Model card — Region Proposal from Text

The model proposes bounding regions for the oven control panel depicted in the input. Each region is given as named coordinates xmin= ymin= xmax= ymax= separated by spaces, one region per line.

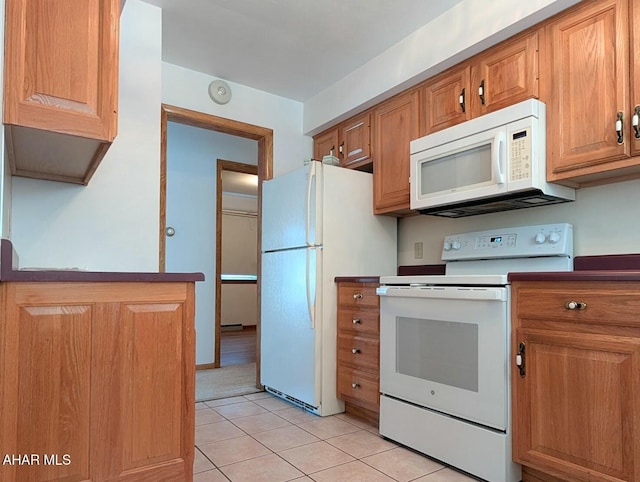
xmin=441 ymin=223 xmax=573 ymax=261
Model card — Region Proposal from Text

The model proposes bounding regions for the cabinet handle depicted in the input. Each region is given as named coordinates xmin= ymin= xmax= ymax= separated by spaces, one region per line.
xmin=353 ymin=293 xmax=363 ymax=300
xmin=339 ymin=142 xmax=344 ymax=156
xmin=633 ymin=105 xmax=640 ymax=139
xmin=459 ymin=88 xmax=466 ymax=113
xmin=478 ymin=79 xmax=485 ymax=105
xmin=351 ymin=348 xmax=361 ymax=354
xmin=516 ymin=342 xmax=526 ymax=378
xmin=351 ymin=382 xmax=360 ymax=389
xmin=565 ymin=300 xmax=587 ymax=310
xmin=616 ymin=112 xmax=624 ymax=144
xmin=352 ymin=318 xmax=361 ymax=324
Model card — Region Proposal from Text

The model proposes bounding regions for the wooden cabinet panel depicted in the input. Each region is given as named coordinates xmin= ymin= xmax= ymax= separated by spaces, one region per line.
xmin=373 ymin=91 xmax=419 ymax=214
xmin=337 ymin=333 xmax=379 ymax=370
xmin=339 ymin=113 xmax=371 ymax=168
xmin=313 ymin=128 xmax=339 ymax=160
xmin=422 ymin=66 xmax=470 ymax=134
xmin=3 ymin=0 xmax=119 ymax=184
xmin=470 ymin=31 xmax=539 ymax=116
xmin=337 ymin=366 xmax=380 ymax=409
xmin=542 ymin=0 xmax=634 ymax=186
xmin=337 ymin=310 xmax=379 ymax=335
xmin=337 ymin=284 xmax=379 ymax=309
xmin=512 ymin=280 xmax=640 ymax=482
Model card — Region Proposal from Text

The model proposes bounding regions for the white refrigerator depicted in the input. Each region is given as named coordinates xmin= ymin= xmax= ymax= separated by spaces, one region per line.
xmin=260 ymin=161 xmax=397 ymax=416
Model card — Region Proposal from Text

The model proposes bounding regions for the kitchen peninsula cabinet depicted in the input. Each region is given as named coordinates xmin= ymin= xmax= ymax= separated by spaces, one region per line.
xmin=336 ymin=279 xmax=381 ymax=424
xmin=511 ymin=279 xmax=640 ymax=482
xmin=0 ymin=242 xmax=202 ymax=482
xmin=542 ymin=0 xmax=640 ymax=187
xmin=373 ymin=90 xmax=419 ymax=215
xmin=3 ymin=0 xmax=120 ymax=185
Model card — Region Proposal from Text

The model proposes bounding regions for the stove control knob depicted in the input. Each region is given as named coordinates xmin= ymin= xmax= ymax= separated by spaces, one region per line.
xmin=548 ymin=232 xmax=561 ymax=244
xmin=534 ymin=233 xmax=546 ymax=245
xmin=451 ymin=241 xmax=462 ymax=251
xmin=443 ymin=241 xmax=452 ymax=251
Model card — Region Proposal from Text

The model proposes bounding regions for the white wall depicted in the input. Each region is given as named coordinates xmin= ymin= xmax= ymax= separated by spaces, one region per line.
xmin=165 ymin=121 xmax=257 ymax=365
xmin=398 ymin=179 xmax=640 ymax=266
xmin=9 ymin=0 xmax=162 ymax=271
xmin=162 ymin=62 xmax=311 ymax=177
xmin=304 ymin=0 xmax=581 ymax=134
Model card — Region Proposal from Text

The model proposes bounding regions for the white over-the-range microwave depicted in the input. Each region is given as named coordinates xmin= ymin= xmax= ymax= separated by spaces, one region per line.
xmin=410 ymin=99 xmax=575 ymax=217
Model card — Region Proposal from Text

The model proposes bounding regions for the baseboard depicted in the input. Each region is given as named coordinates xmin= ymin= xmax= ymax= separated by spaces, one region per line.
xmin=196 ymin=363 xmax=216 ymax=370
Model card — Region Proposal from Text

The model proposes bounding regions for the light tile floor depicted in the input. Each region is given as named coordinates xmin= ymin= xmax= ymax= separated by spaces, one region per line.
xmin=194 ymin=392 xmax=480 ymax=482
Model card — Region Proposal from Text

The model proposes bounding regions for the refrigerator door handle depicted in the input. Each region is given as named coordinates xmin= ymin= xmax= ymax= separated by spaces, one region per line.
xmin=305 ymin=162 xmax=316 ymax=247
xmin=306 ymin=248 xmax=315 ymax=329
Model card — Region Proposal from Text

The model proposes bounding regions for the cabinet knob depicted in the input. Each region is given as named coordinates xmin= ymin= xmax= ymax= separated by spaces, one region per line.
xmin=352 ymin=318 xmax=361 ymax=324
xmin=565 ymin=300 xmax=587 ymax=310
xmin=351 ymin=383 xmax=360 ymax=389
xmin=353 ymin=293 xmax=363 ymax=300
xmin=351 ymin=348 xmax=361 ymax=354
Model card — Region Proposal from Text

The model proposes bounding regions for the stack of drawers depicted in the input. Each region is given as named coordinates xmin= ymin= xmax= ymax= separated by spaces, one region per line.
xmin=335 ymin=280 xmax=380 ymax=423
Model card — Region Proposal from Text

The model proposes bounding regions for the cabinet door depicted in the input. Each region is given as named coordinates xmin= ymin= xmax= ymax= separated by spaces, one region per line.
xmin=3 ymin=0 xmax=119 ymax=140
xmin=631 ymin=0 xmax=640 ymax=157
xmin=512 ymin=328 xmax=640 ymax=482
xmin=470 ymin=31 xmax=539 ymax=117
xmin=421 ymin=65 xmax=470 ymax=135
xmin=543 ymin=0 xmax=631 ymax=185
xmin=339 ymin=113 xmax=372 ymax=168
xmin=373 ymin=90 xmax=419 ymax=214
xmin=313 ymin=128 xmax=339 ymax=160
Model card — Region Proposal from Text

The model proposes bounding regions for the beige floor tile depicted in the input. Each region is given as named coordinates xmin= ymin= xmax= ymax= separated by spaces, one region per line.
xmin=414 ymin=467 xmax=481 ymax=481
xmin=230 ymin=411 xmax=292 ymax=434
xmin=251 ymin=425 xmax=320 ymax=452
xmin=196 ymin=408 xmax=226 ymax=426
xmin=204 ymin=396 xmax=247 ymax=408
xmin=195 ymin=402 xmax=209 ymax=410
xmin=310 ymin=460 xmax=395 ymax=481
xmin=296 ymin=416 xmax=362 ymax=440
xmin=362 ymin=447 xmax=445 ymax=481
xmin=213 ymin=401 xmax=268 ymax=419
xmin=195 ymin=420 xmax=245 ymax=445
xmin=290 ymin=477 xmax=314 ymax=481
xmin=193 ymin=448 xmax=215 ymax=474
xmin=326 ymin=430 xmax=397 ymax=458
xmin=193 ymin=469 xmax=229 ymax=482
xmin=252 ymin=395 xmax=297 ymax=412
xmin=219 ymin=453 xmax=303 ymax=482
xmin=278 ymin=440 xmax=355 ymax=474
xmin=275 ymin=407 xmax=319 ymax=424
xmin=198 ymin=435 xmax=271 ymax=466
xmin=333 ymin=413 xmax=378 ymax=431
xmin=243 ymin=391 xmax=272 ymax=400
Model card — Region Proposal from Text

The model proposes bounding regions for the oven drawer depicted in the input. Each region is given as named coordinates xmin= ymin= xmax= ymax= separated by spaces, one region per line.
xmin=337 ymin=366 xmax=379 ymax=407
xmin=337 ymin=334 xmax=379 ymax=370
xmin=338 ymin=284 xmax=379 ymax=309
xmin=514 ymin=282 xmax=640 ymax=328
xmin=337 ymin=309 xmax=379 ymax=335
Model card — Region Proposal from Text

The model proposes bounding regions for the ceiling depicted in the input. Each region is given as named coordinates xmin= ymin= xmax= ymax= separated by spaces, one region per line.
xmin=141 ymin=0 xmax=465 ymax=101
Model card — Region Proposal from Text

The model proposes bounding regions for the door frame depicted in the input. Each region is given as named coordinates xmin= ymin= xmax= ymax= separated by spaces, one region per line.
xmin=216 ymin=159 xmax=259 ymax=368
xmin=159 ymin=104 xmax=273 ymax=387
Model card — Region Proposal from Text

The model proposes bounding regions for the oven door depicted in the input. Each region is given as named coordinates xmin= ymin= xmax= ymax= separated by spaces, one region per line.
xmin=378 ymin=285 xmax=509 ymax=431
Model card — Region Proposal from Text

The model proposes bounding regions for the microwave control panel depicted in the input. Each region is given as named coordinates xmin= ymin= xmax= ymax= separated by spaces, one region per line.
xmin=509 ymin=127 xmax=531 ymax=181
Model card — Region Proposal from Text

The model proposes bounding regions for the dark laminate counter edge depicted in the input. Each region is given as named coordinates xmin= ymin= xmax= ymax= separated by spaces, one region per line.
xmin=508 ymin=271 xmax=640 ymax=282
xmin=0 ymin=239 xmax=205 ymax=283
xmin=334 ymin=276 xmax=381 ymax=284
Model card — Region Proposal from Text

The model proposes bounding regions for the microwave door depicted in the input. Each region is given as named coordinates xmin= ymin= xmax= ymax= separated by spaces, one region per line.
xmin=411 ymin=127 xmax=507 ymax=210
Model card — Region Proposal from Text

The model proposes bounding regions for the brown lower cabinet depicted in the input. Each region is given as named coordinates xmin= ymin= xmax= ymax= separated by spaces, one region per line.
xmin=0 ymin=281 xmax=196 ymax=482
xmin=512 ymin=280 xmax=640 ymax=482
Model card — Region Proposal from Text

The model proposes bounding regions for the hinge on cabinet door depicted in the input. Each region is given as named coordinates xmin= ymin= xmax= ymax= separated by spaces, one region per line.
xmin=516 ymin=342 xmax=526 ymax=377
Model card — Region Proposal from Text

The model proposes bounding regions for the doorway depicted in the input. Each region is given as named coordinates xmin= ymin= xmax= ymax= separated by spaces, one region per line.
xmin=159 ymin=104 xmax=273 ymax=390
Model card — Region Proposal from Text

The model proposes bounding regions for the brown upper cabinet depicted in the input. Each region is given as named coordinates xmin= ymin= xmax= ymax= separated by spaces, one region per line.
xmin=313 ymin=113 xmax=372 ymax=170
xmin=543 ymin=0 xmax=640 ymax=187
xmin=3 ymin=0 xmax=120 ymax=185
xmin=421 ymin=30 xmax=539 ymax=135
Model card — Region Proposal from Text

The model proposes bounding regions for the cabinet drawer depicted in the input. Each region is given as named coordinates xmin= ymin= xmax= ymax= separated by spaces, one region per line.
xmin=337 ymin=310 xmax=379 ymax=334
xmin=515 ymin=286 xmax=640 ymax=328
xmin=337 ymin=366 xmax=379 ymax=407
xmin=338 ymin=285 xmax=379 ymax=309
xmin=338 ymin=334 xmax=379 ymax=370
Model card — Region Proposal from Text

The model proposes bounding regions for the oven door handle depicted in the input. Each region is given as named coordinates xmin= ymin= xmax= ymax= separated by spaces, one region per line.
xmin=377 ymin=286 xmax=507 ymax=301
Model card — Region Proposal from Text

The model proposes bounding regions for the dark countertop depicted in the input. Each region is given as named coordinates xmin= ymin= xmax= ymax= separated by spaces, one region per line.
xmin=0 ymin=239 xmax=205 ymax=283
xmin=335 ymin=265 xmax=447 ymax=284
xmin=508 ymin=254 xmax=640 ymax=282
xmin=334 ymin=276 xmax=382 ymax=284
